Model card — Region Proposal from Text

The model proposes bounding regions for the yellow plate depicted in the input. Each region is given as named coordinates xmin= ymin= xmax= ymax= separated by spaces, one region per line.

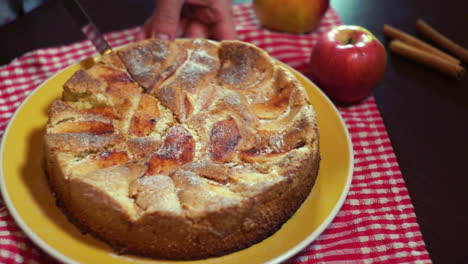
xmin=0 ymin=58 xmax=353 ymax=264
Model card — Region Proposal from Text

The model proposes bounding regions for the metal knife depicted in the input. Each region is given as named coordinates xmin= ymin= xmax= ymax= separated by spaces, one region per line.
xmin=63 ymin=0 xmax=113 ymax=55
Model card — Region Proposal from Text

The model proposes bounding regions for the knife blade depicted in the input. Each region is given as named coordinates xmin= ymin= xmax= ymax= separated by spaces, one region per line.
xmin=63 ymin=0 xmax=112 ymax=55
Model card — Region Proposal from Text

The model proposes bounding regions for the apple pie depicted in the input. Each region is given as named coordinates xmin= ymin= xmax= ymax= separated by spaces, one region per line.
xmin=44 ymin=39 xmax=320 ymax=260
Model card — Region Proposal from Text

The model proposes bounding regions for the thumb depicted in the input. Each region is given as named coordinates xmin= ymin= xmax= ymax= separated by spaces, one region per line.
xmin=147 ymin=0 xmax=184 ymax=40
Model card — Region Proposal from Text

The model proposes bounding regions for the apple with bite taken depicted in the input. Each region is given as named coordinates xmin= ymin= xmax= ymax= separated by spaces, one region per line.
xmin=309 ymin=25 xmax=387 ymax=104
xmin=253 ymin=0 xmax=330 ymax=34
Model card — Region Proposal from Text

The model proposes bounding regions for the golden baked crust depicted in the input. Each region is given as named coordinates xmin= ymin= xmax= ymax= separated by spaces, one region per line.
xmin=44 ymin=39 xmax=320 ymax=260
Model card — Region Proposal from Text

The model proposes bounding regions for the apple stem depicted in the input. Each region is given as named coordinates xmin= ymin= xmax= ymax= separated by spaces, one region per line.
xmin=346 ymin=38 xmax=354 ymax=45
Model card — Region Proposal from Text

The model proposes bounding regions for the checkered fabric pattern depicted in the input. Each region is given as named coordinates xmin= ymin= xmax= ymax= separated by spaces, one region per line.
xmin=0 ymin=4 xmax=431 ymax=263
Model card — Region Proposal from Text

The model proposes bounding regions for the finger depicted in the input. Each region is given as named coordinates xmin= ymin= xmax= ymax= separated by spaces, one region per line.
xmin=184 ymin=20 xmax=209 ymax=39
xmin=211 ymin=20 xmax=237 ymax=40
xmin=135 ymin=30 xmax=146 ymax=41
xmin=141 ymin=16 xmax=153 ymax=39
xmin=183 ymin=6 xmax=219 ymax=25
xmin=211 ymin=0 xmax=237 ymax=40
xmin=149 ymin=0 xmax=184 ymax=40
xmin=186 ymin=0 xmax=214 ymax=7
xmin=176 ymin=17 xmax=188 ymax=38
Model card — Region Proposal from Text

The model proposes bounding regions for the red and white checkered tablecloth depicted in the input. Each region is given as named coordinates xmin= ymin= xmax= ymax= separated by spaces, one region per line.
xmin=0 ymin=4 xmax=432 ymax=264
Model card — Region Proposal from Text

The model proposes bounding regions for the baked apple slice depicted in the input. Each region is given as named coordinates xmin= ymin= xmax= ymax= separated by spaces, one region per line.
xmin=208 ymin=117 xmax=241 ymax=163
xmin=153 ymin=41 xmax=220 ymax=122
xmin=49 ymin=120 xmax=114 ymax=134
xmin=182 ymin=159 xmax=230 ymax=184
xmin=68 ymin=150 xmax=129 ymax=176
xmin=45 ymin=133 xmax=124 ymax=153
xmin=129 ymin=175 xmax=183 ymax=214
xmin=118 ymin=39 xmax=188 ymax=93
xmin=147 ymin=125 xmax=195 ymax=175
xmin=241 ymin=116 xmax=313 ymax=164
xmin=127 ymin=137 xmax=161 ymax=160
xmin=129 ymin=94 xmax=161 ymax=137
xmin=218 ymin=41 xmax=274 ymax=91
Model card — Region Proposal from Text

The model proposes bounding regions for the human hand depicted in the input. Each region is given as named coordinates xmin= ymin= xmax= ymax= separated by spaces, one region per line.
xmin=137 ymin=0 xmax=237 ymax=41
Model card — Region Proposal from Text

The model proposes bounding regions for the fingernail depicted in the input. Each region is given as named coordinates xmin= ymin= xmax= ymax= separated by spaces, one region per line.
xmin=152 ymin=33 xmax=170 ymax=40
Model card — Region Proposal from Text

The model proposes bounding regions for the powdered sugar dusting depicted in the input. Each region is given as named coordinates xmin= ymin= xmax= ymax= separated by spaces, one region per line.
xmin=193 ymin=38 xmax=205 ymax=45
xmin=137 ymin=175 xmax=170 ymax=187
xmin=126 ymin=49 xmax=152 ymax=78
xmin=151 ymin=41 xmax=169 ymax=61
xmin=269 ymin=133 xmax=285 ymax=152
xmin=178 ymin=49 xmax=215 ymax=88
xmin=222 ymin=91 xmax=243 ymax=107
xmin=220 ymin=60 xmax=249 ymax=85
xmin=122 ymin=41 xmax=169 ymax=84
xmin=175 ymin=170 xmax=203 ymax=186
xmin=185 ymin=171 xmax=204 ymax=186
xmin=46 ymin=132 xmax=122 ymax=152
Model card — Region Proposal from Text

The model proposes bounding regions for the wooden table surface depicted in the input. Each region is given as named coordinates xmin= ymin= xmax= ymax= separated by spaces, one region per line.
xmin=1 ymin=0 xmax=467 ymax=263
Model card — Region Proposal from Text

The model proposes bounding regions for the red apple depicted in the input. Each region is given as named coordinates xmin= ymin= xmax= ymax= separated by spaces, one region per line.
xmin=253 ymin=0 xmax=330 ymax=34
xmin=309 ymin=25 xmax=387 ymax=104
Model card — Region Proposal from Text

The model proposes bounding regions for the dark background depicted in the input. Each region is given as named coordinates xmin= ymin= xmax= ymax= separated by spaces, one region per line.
xmin=1 ymin=0 xmax=468 ymax=263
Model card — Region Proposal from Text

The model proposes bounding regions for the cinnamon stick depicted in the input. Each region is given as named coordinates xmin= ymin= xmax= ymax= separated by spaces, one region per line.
xmin=389 ymin=40 xmax=465 ymax=79
xmin=416 ymin=19 xmax=468 ymax=64
xmin=383 ymin=24 xmax=460 ymax=65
